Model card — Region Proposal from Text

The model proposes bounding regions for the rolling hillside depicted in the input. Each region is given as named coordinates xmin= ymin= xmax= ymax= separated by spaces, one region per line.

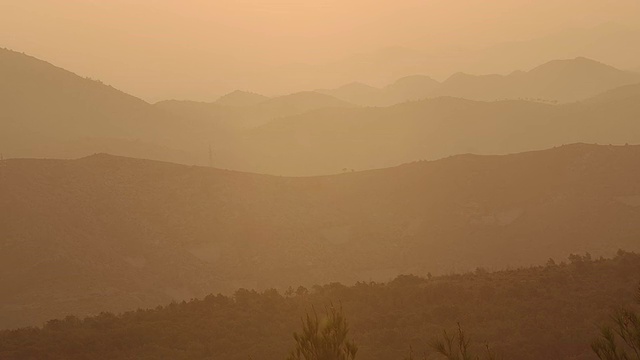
xmin=2 ymin=144 xmax=640 ymax=328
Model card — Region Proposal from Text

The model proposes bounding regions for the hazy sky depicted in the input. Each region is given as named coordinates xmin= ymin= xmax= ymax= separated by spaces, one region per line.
xmin=2 ymin=0 xmax=639 ymax=101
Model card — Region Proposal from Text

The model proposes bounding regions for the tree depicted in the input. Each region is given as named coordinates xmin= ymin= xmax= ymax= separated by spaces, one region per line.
xmin=430 ymin=323 xmax=498 ymax=360
xmin=592 ymin=284 xmax=640 ymax=360
xmin=287 ymin=305 xmax=358 ymax=360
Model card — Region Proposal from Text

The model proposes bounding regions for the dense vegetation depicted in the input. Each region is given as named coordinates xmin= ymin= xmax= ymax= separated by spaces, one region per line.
xmin=1 ymin=251 xmax=639 ymax=360
xmin=591 ymin=285 xmax=640 ymax=360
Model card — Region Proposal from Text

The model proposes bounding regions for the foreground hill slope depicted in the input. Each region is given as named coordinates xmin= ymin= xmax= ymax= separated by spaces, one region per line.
xmin=1 ymin=252 xmax=639 ymax=360
xmin=2 ymin=144 xmax=640 ymax=328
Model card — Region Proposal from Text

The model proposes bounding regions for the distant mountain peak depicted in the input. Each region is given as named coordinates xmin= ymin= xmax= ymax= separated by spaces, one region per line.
xmin=528 ymin=57 xmax=618 ymax=74
xmin=387 ymin=74 xmax=440 ymax=88
xmin=214 ymin=90 xmax=269 ymax=107
xmin=444 ymin=72 xmax=481 ymax=82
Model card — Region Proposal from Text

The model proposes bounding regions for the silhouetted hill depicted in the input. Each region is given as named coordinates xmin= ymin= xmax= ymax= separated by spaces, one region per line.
xmin=435 ymin=57 xmax=640 ymax=102
xmin=466 ymin=22 xmax=640 ymax=76
xmin=2 ymin=144 xmax=640 ymax=328
xmin=0 ymin=48 xmax=204 ymax=164
xmin=527 ymin=57 xmax=640 ymax=101
xmin=1 ymin=251 xmax=639 ymax=360
xmin=213 ymin=90 xmax=270 ymax=107
xmin=383 ymin=75 xmax=440 ymax=101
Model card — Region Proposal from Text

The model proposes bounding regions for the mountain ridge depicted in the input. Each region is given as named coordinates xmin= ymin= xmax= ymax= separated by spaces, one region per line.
xmin=315 ymin=57 xmax=640 ymax=106
xmin=435 ymin=56 xmax=640 ymax=103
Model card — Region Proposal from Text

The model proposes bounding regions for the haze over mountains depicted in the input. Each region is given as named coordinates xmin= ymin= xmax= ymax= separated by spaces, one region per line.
xmin=2 ymin=144 xmax=640 ymax=329
xmin=3 ymin=47 xmax=640 ymax=176
xmin=244 ymin=23 xmax=640 ymax=98
xmin=4 ymin=0 xmax=639 ymax=101
xmin=202 ymin=56 xmax=640 ymax=108
xmin=230 ymin=82 xmax=640 ymax=175
xmin=434 ymin=57 xmax=640 ymax=103
xmin=316 ymin=57 xmax=640 ymax=106
xmin=462 ymin=22 xmax=640 ymax=75
xmin=4 ymin=3 xmax=640 ymax=360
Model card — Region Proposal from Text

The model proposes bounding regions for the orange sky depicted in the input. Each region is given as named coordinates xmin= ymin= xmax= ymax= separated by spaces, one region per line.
xmin=1 ymin=0 xmax=639 ymax=101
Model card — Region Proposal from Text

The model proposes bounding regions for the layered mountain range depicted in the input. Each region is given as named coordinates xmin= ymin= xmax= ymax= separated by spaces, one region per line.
xmin=3 ymin=48 xmax=640 ymax=175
